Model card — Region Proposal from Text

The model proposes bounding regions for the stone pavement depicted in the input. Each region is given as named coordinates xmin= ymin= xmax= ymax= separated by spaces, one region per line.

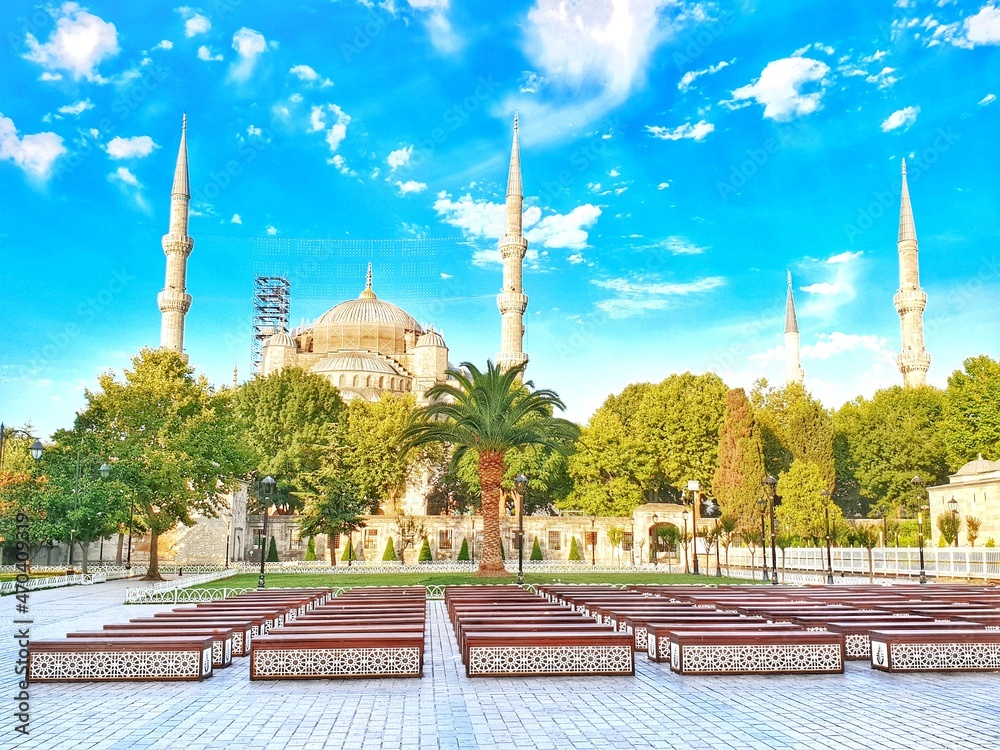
xmin=4 ymin=580 xmax=1000 ymax=750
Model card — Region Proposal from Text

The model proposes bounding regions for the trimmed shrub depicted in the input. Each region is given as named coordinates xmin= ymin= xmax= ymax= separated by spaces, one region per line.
xmin=568 ymin=536 xmax=582 ymax=561
xmin=418 ymin=538 xmax=433 ymax=562
xmin=266 ymin=537 xmax=279 ymax=562
xmin=457 ymin=538 xmax=470 ymax=561
xmin=530 ymin=536 xmax=543 ymax=561
xmin=304 ymin=536 xmax=316 ymax=561
xmin=986 ymin=538 xmax=996 ymax=548
xmin=382 ymin=536 xmax=397 ymax=561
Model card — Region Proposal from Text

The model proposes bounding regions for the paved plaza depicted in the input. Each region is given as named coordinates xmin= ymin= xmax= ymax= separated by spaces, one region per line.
xmin=4 ymin=580 xmax=1000 ymax=750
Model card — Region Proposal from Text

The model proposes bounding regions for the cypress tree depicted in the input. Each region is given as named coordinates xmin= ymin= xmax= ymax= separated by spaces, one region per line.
xmin=304 ymin=536 xmax=316 ymax=561
xmin=530 ymin=536 xmax=543 ymax=561
xmin=712 ymin=388 xmax=767 ymax=529
xmin=418 ymin=538 xmax=432 ymax=562
xmin=266 ymin=537 xmax=279 ymax=563
xmin=568 ymin=536 xmax=582 ymax=561
xmin=382 ymin=536 xmax=397 ymax=561
xmin=457 ymin=538 xmax=470 ymax=561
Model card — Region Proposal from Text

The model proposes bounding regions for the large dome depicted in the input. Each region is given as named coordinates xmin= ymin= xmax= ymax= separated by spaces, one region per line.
xmin=311 ymin=351 xmax=401 ymax=375
xmin=310 ymin=267 xmax=423 ymax=357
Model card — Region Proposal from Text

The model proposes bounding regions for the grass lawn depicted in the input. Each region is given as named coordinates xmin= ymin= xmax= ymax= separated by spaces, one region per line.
xmin=187 ymin=571 xmax=758 ymax=590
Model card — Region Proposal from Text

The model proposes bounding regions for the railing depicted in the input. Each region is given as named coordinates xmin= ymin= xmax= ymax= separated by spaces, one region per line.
xmin=0 ymin=571 xmax=108 ymax=595
xmin=720 ymin=546 xmax=1000 ymax=582
xmin=124 ymin=568 xmax=242 ymax=604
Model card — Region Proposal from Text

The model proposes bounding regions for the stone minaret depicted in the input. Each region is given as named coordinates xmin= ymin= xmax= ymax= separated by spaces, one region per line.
xmin=496 ymin=113 xmax=528 ymax=373
xmin=157 ymin=114 xmax=194 ymax=353
xmin=784 ymin=270 xmax=804 ymax=385
xmin=894 ymin=158 xmax=930 ymax=387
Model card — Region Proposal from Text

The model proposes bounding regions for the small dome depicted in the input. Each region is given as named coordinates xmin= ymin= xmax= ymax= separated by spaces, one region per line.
xmin=310 ymin=351 xmax=401 ymax=375
xmin=416 ymin=328 xmax=446 ymax=348
xmin=265 ymin=332 xmax=296 ymax=348
xmin=954 ymin=455 xmax=999 ymax=476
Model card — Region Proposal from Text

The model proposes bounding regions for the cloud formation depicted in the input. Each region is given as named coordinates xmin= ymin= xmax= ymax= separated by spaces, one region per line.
xmin=731 ymin=57 xmax=830 ymax=120
xmin=645 ymin=120 xmax=715 ymax=141
xmin=104 ymin=135 xmax=158 ymax=159
xmin=24 ymin=2 xmax=119 ymax=82
xmin=881 ymin=105 xmax=919 ymax=132
xmin=0 ymin=114 xmax=66 ymax=179
xmin=593 ymin=275 xmax=725 ymax=318
xmin=229 ymin=28 xmax=268 ymax=81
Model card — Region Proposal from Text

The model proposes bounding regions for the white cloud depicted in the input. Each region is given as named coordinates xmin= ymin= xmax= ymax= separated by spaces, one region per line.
xmin=265 ymin=224 xmax=278 ymax=236
xmin=185 ymin=14 xmax=211 ymax=37
xmin=802 ymin=332 xmax=893 ymax=361
xmin=663 ymin=236 xmax=706 ymax=255
xmin=408 ymin=0 xmax=459 ymax=53
xmin=792 ymin=42 xmax=835 ymax=57
xmin=290 ymin=64 xmax=333 ymax=86
xmin=964 ymin=4 xmax=1000 ymax=46
xmin=197 ymin=45 xmax=223 ymax=62
xmin=58 ymin=99 xmax=93 ymax=116
xmin=104 ymin=135 xmax=157 ymax=159
xmin=433 ymin=192 xmax=506 ymax=238
xmin=395 ymin=180 xmax=427 ymax=195
xmin=979 ymin=93 xmax=996 ymax=106
xmin=526 ymin=204 xmax=602 ymax=249
xmin=247 ymin=125 xmax=262 ymax=137
xmin=677 ymin=59 xmax=733 ymax=91
xmin=440 ymin=272 xmax=453 ymax=279
xmin=645 ymin=119 xmax=715 ymax=141
xmin=108 ymin=166 xmax=141 ymax=188
xmin=24 ymin=3 xmax=119 ymax=83
xmin=862 ymin=50 xmax=888 ymax=62
xmin=568 ymin=253 xmax=584 ymax=264
xmin=520 ymin=71 xmax=544 ymax=93
xmin=593 ymin=275 xmax=725 ymax=318
xmin=329 ymin=154 xmax=353 ymax=175
xmin=231 ymin=213 xmax=242 ymax=224
xmin=826 ymin=250 xmax=863 ymax=264
xmin=731 ymin=57 xmax=830 ymax=121
xmin=609 ymin=168 xmax=620 ymax=177
xmin=801 ymin=280 xmax=849 ymax=296
xmin=310 ymin=104 xmax=351 ymax=163
xmin=865 ymin=66 xmax=898 ymax=88
xmin=154 ymin=39 xmax=173 ymax=50
xmin=0 ymin=114 xmax=66 ymax=179
xmin=657 ymin=181 xmax=670 ymax=190
xmin=881 ymin=105 xmax=920 ymax=132
xmin=387 ymin=145 xmax=413 ymax=171
xmin=229 ymin=28 xmax=268 ymax=81
xmin=309 ymin=106 xmax=326 ymax=132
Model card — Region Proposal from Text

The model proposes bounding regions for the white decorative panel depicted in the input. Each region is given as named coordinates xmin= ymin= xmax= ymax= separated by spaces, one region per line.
xmin=675 ymin=643 xmax=842 ymax=674
xmin=887 ymin=641 xmax=1000 ymax=671
xmin=252 ymin=647 xmax=421 ymax=678
xmin=30 ymin=649 xmax=204 ymax=681
xmin=634 ymin=627 xmax=647 ymax=651
xmin=845 ymin=633 xmax=870 ymax=659
xmin=467 ymin=645 xmax=633 ymax=676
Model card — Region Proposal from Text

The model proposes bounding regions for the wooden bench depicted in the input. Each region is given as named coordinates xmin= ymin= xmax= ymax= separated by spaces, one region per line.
xmin=457 ymin=621 xmax=613 ymax=662
xmin=668 ymin=630 xmax=844 ymax=675
xmin=251 ymin=632 xmax=424 ymax=679
xmin=462 ymin=631 xmax=634 ymax=677
xmin=869 ymin=628 xmax=1000 ymax=672
xmin=820 ymin=619 xmax=974 ymax=660
xmin=29 ymin=636 xmax=215 ymax=682
xmin=623 ymin=612 xmax=742 ymax=651
xmin=70 ymin=628 xmax=234 ymax=667
xmin=646 ymin=621 xmax=792 ymax=662
xmin=114 ymin=620 xmax=252 ymax=657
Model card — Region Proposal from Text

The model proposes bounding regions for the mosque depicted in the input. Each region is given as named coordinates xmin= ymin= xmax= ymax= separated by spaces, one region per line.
xmin=111 ymin=112 xmax=994 ymax=569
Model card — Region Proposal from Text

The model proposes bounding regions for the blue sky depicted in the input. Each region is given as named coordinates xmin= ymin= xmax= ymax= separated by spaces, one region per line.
xmin=2 ymin=0 xmax=999 ymax=439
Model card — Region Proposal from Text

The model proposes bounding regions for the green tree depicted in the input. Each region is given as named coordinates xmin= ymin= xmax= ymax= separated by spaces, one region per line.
xmin=266 ymin=536 xmax=279 ymax=562
xmin=457 ymin=537 xmax=470 ymax=561
xmin=74 ymin=348 xmax=253 ymax=580
xmin=938 ymin=513 xmax=961 ymax=546
xmin=565 ymin=408 xmax=648 ymax=515
xmin=304 ymin=536 xmax=316 ymax=561
xmin=944 ymin=356 xmax=1000 ymax=468
xmin=382 ymin=536 xmax=397 ymax=561
xmin=776 ymin=461 xmax=842 ymax=542
xmin=752 ymin=381 xmax=835 ymax=489
xmin=712 ymin=388 xmax=767 ymax=527
xmin=834 ymin=386 xmax=948 ymax=517
xmin=568 ymin=535 xmax=582 ymax=561
xmin=297 ymin=477 xmax=368 ymax=566
xmin=418 ymin=537 xmax=432 ymax=562
xmin=849 ymin=525 xmax=881 ymax=583
xmin=530 ymin=536 xmax=543 ymax=561
xmin=401 ymin=360 xmax=579 ymax=577
xmin=716 ymin=515 xmax=739 ymax=575
xmin=232 ymin=367 xmax=344 ymax=502
xmin=606 ymin=525 xmax=624 ymax=564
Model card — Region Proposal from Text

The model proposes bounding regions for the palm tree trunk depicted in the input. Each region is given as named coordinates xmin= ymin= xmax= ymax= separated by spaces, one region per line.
xmin=477 ymin=450 xmax=507 ymax=577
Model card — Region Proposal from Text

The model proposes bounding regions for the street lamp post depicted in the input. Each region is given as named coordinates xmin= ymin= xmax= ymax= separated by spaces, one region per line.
xmin=687 ymin=480 xmax=701 ymax=575
xmin=763 ymin=476 xmax=779 ymax=585
xmin=948 ymin=497 xmax=959 ymax=548
xmin=258 ymin=476 xmax=276 ymax=590
xmin=651 ymin=513 xmax=658 ymax=568
xmin=911 ymin=476 xmax=927 ymax=584
xmin=590 ymin=515 xmax=596 ymax=567
xmin=757 ymin=498 xmax=768 ymax=582
xmin=515 ymin=474 xmax=527 ymax=586
xmin=821 ymin=489 xmax=834 ymax=585
xmin=681 ymin=510 xmax=690 ymax=574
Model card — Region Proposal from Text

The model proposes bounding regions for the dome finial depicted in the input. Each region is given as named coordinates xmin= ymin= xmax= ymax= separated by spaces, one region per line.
xmin=359 ymin=261 xmax=377 ymax=299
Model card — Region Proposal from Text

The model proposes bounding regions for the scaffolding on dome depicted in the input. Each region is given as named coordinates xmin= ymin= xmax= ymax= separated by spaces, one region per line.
xmin=252 ymin=276 xmax=291 ymax=372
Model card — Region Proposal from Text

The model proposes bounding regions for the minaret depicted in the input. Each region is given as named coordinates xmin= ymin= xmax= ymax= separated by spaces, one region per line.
xmin=496 ymin=113 xmax=528 ymax=372
xmin=157 ymin=114 xmax=194 ymax=354
xmin=894 ymin=158 xmax=930 ymax=387
xmin=784 ymin=270 xmax=804 ymax=385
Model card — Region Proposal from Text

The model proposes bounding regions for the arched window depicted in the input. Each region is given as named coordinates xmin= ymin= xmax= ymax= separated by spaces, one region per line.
xmin=379 ymin=376 xmax=384 ymax=388
xmin=366 ymin=376 xmax=372 ymax=388
xmin=390 ymin=378 xmax=396 ymax=390
xmin=353 ymin=375 xmax=359 ymax=387
xmin=338 ymin=375 xmax=346 ymax=387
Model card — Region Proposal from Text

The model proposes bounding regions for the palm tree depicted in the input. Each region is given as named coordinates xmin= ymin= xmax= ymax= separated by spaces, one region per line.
xmin=401 ymin=360 xmax=579 ymax=577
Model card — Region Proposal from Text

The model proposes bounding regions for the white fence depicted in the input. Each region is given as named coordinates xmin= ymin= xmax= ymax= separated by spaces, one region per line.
xmin=124 ymin=568 xmax=242 ymax=604
xmin=0 ymin=571 xmax=108 ymax=595
xmin=721 ymin=546 xmax=1000 ymax=582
